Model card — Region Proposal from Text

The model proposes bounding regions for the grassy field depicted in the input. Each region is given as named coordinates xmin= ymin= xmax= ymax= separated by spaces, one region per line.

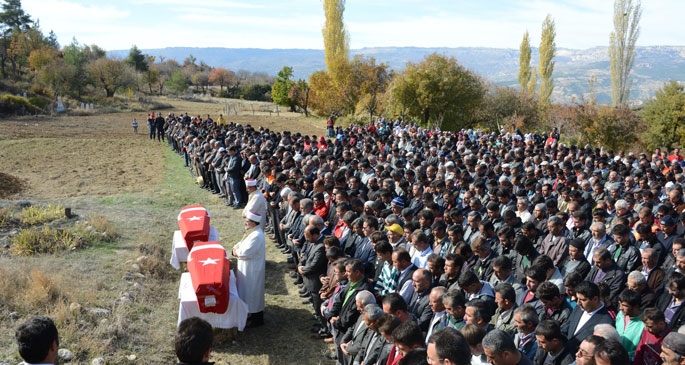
xmin=0 ymin=97 xmax=333 ymax=364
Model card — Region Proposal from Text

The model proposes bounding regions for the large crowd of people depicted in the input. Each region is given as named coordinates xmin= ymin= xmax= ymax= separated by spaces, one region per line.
xmin=153 ymin=111 xmax=685 ymax=365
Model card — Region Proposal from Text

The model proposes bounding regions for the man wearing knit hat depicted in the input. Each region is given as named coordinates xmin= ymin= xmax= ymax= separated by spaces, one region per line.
xmin=661 ymin=332 xmax=685 ymax=365
xmin=391 ymin=197 xmax=405 ymax=216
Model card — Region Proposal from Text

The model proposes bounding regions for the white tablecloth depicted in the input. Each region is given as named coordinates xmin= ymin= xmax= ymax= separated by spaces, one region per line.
xmin=177 ymin=271 xmax=248 ymax=330
xmin=170 ymin=227 xmax=220 ymax=270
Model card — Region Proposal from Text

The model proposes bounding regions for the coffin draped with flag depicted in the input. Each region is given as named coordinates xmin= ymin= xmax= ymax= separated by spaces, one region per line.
xmin=177 ymin=205 xmax=210 ymax=250
xmin=187 ymin=241 xmax=231 ymax=314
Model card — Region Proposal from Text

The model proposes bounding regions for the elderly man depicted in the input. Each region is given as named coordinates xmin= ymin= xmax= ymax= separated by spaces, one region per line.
xmin=661 ymin=332 xmax=685 ymax=365
xmin=385 ymin=223 xmax=406 ymax=250
xmin=539 ymin=216 xmax=568 ymax=267
xmin=641 ymin=247 xmax=666 ymax=293
xmin=583 ymin=222 xmax=613 ymax=264
xmin=243 ymin=178 xmax=267 ymax=226
xmin=232 ymin=210 xmax=266 ymax=327
xmin=513 ymin=304 xmax=540 ymax=361
xmin=15 ymin=316 xmax=60 ymax=365
xmin=425 ymin=286 xmax=448 ymax=343
xmin=626 ymin=270 xmax=657 ymax=308
xmin=338 ymin=298 xmax=381 ymax=364
xmin=482 ymin=329 xmax=533 ymax=365
xmin=408 ymin=268 xmax=434 ymax=333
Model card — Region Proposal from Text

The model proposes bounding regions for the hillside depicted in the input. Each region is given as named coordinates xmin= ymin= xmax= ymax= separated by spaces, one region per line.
xmin=110 ymin=46 xmax=685 ymax=105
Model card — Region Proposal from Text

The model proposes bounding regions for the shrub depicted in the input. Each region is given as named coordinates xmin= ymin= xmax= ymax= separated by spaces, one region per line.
xmin=23 ymin=269 xmax=63 ymax=309
xmin=0 ymin=94 xmax=41 ymax=116
xmin=28 ymin=96 xmax=49 ymax=110
xmin=20 ymin=204 xmax=65 ymax=226
xmin=10 ymin=226 xmax=85 ymax=255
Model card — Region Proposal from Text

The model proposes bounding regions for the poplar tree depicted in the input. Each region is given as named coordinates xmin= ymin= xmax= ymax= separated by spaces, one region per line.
xmin=518 ymin=31 xmax=535 ymax=96
xmin=322 ymin=0 xmax=349 ymax=86
xmin=538 ymin=15 xmax=556 ymax=113
xmin=609 ymin=0 xmax=642 ymax=107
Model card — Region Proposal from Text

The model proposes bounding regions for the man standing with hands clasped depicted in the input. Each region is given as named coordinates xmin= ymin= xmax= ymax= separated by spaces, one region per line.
xmin=232 ymin=210 xmax=266 ymax=328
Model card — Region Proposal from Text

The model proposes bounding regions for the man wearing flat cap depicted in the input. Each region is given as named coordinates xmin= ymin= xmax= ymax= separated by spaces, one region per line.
xmin=661 ymin=332 xmax=685 ymax=365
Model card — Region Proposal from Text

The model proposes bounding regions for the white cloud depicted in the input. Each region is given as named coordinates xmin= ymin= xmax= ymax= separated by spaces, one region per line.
xmin=20 ymin=0 xmax=685 ymax=51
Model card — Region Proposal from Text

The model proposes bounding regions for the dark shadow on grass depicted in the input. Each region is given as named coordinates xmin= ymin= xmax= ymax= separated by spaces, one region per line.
xmin=265 ymin=260 xmax=290 ymax=296
xmin=213 ymin=305 xmax=333 ymax=365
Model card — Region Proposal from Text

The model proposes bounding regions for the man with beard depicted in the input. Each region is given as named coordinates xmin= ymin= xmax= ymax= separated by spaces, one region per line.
xmin=232 ymin=211 xmax=267 ymax=327
xmin=657 ymin=272 xmax=685 ymax=330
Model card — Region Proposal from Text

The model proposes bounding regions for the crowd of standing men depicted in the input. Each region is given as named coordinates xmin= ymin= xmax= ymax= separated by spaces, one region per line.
xmin=154 ymin=110 xmax=685 ymax=365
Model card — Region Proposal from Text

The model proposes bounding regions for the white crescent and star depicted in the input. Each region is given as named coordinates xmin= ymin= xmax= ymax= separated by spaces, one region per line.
xmin=200 ymin=257 xmax=219 ymax=266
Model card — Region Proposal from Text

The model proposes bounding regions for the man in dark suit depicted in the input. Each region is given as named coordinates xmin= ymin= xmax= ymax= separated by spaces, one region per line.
xmin=656 ymin=272 xmax=685 ymax=330
xmin=408 ymin=268 xmax=434 ymax=333
xmin=327 ymin=259 xmax=374 ymax=362
xmin=564 ymin=281 xmax=614 ymax=355
xmin=585 ymin=246 xmax=626 ymax=305
xmin=340 ymin=300 xmax=381 ymax=365
xmin=298 ymin=225 xmax=328 ymax=330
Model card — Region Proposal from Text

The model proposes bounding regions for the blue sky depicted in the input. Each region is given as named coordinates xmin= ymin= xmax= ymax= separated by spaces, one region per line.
xmin=23 ymin=0 xmax=685 ymax=51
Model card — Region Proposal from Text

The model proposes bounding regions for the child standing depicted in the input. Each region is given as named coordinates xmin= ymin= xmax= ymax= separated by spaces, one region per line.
xmin=132 ymin=118 xmax=138 ymax=134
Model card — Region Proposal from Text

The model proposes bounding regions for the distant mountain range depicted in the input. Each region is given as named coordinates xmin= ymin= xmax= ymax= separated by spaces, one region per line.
xmin=109 ymin=46 xmax=685 ymax=105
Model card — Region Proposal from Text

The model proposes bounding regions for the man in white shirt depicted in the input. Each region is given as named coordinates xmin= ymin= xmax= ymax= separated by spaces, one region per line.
xmin=15 ymin=316 xmax=60 ymax=365
xmin=410 ymin=230 xmax=433 ymax=269
xmin=564 ymin=281 xmax=614 ymax=355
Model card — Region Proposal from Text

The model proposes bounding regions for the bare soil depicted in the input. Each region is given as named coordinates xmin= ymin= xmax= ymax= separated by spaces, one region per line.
xmin=0 ymin=97 xmax=332 ymax=364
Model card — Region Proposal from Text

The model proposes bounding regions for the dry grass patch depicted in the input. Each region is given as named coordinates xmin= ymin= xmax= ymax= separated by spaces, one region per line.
xmin=8 ymin=213 xmax=119 ymax=256
xmin=10 ymin=226 xmax=85 ymax=255
xmin=136 ymin=240 xmax=175 ymax=279
xmin=81 ymin=214 xmax=120 ymax=242
xmin=19 ymin=204 xmax=65 ymax=226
